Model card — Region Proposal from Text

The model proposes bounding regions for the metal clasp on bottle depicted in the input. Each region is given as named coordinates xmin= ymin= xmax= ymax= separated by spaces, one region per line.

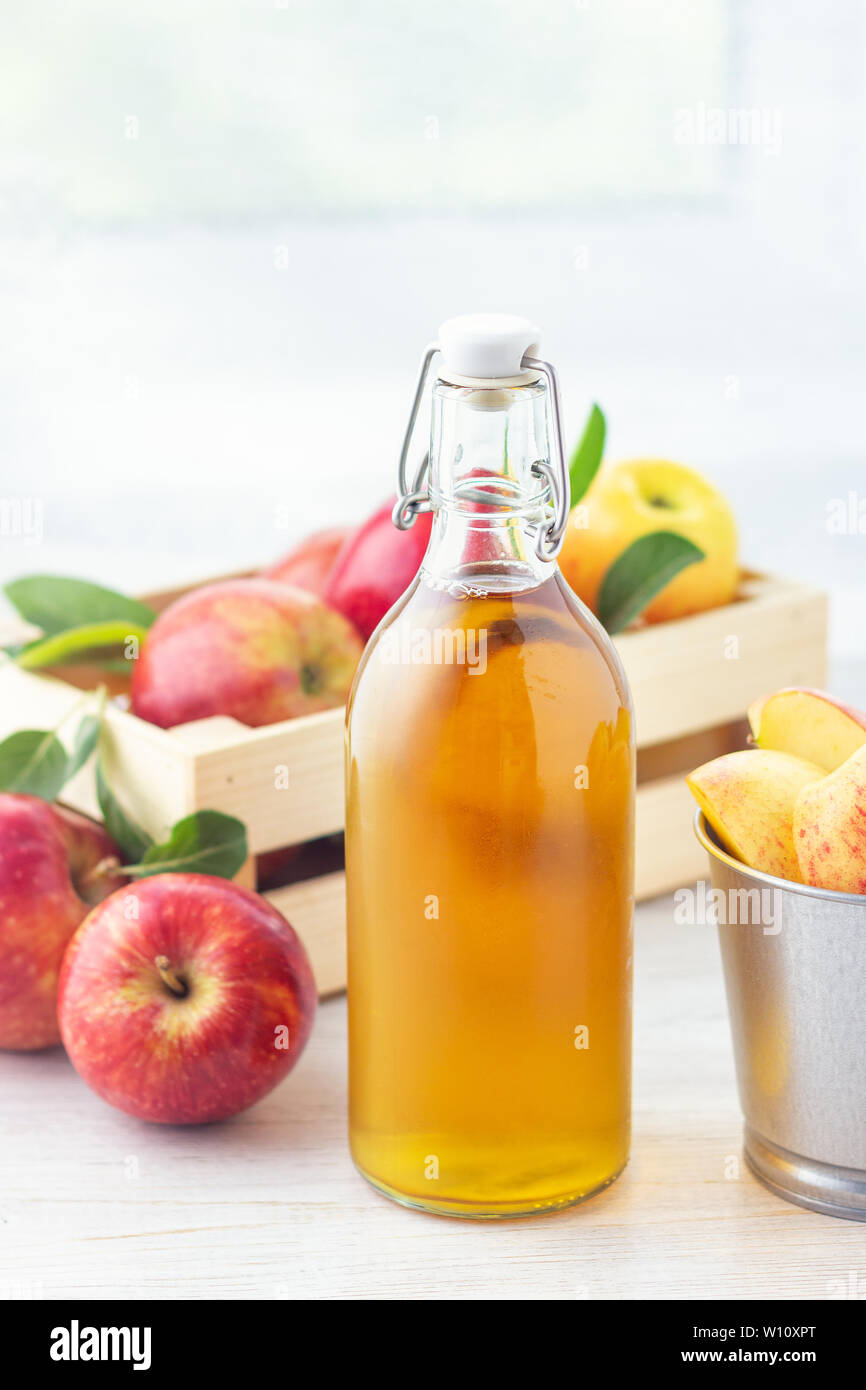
xmin=393 ymin=345 xmax=571 ymax=562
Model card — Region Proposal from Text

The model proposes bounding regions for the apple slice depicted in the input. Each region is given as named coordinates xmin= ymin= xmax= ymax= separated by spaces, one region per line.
xmin=687 ymin=749 xmax=825 ymax=882
xmin=748 ymin=687 xmax=866 ymax=772
xmin=793 ymin=744 xmax=866 ymax=894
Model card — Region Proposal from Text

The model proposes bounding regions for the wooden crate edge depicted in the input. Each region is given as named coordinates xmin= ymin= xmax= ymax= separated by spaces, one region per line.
xmin=264 ymin=872 xmax=346 ymax=999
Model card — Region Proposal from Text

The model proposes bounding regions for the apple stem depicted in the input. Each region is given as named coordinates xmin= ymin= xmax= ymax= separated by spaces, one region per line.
xmin=80 ymin=854 xmax=123 ymax=888
xmin=154 ymin=955 xmax=188 ymax=998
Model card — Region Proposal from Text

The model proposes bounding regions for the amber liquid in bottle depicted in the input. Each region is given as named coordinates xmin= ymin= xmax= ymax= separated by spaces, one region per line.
xmin=346 ymin=380 xmax=634 ymax=1218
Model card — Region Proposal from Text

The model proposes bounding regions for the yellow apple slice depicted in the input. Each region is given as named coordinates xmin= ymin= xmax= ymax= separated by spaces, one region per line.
xmin=748 ymin=687 xmax=866 ymax=772
xmin=793 ymin=744 xmax=866 ymax=894
xmin=687 ymin=749 xmax=825 ymax=882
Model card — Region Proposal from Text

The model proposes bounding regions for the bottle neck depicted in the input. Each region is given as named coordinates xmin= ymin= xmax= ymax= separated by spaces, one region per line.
xmin=422 ymin=380 xmax=555 ymax=594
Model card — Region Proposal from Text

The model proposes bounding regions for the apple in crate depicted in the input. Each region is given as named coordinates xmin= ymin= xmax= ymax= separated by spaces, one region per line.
xmin=58 ymin=874 xmax=317 ymax=1124
xmin=265 ymin=526 xmax=354 ymax=594
xmin=0 ymin=795 xmax=124 ymax=1050
xmin=559 ymin=459 xmax=738 ymax=623
xmin=324 ymin=501 xmax=433 ymax=640
xmin=131 ymin=577 xmax=362 ymax=728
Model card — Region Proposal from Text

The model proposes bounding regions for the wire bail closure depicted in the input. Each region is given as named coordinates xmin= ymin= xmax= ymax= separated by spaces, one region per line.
xmin=393 ymin=345 xmax=571 ymax=561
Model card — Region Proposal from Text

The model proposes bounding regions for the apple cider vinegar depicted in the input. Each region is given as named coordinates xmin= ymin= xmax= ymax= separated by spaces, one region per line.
xmin=346 ymin=317 xmax=634 ymax=1217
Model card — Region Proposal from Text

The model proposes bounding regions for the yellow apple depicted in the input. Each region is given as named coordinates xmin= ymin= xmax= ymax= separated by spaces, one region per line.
xmin=748 ymin=687 xmax=866 ymax=772
xmin=559 ymin=459 xmax=738 ymax=624
xmin=793 ymin=744 xmax=866 ymax=893
xmin=687 ymin=749 xmax=825 ymax=882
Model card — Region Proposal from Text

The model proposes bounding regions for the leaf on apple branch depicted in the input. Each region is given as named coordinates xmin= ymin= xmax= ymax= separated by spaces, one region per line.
xmin=0 ymin=691 xmax=107 ymax=801
xmin=568 ymin=403 xmax=606 ymax=506
xmin=597 ymin=531 xmax=706 ymax=635
xmin=4 ymin=575 xmax=156 ymax=636
xmin=14 ymin=620 xmax=151 ymax=672
xmin=95 ymin=758 xmax=248 ymax=881
xmin=123 ymin=810 xmax=249 ymax=881
xmin=2 ymin=575 xmax=155 ymax=670
xmin=66 ymin=713 xmax=102 ymax=781
xmin=95 ymin=758 xmax=154 ymax=864
xmin=0 ymin=729 xmax=71 ymax=801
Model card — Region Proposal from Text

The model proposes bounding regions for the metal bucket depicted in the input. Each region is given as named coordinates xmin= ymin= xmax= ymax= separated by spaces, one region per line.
xmin=694 ymin=810 xmax=866 ymax=1221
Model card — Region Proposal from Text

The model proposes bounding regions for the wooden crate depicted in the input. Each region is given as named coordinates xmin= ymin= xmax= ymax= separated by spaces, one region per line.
xmin=0 ymin=570 xmax=827 ymax=996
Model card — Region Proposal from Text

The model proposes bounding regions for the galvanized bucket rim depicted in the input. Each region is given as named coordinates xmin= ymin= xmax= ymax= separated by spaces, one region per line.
xmin=693 ymin=809 xmax=866 ymax=909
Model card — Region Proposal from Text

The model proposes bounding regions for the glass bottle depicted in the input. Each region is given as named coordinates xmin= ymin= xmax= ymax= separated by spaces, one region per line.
xmin=346 ymin=315 xmax=634 ymax=1218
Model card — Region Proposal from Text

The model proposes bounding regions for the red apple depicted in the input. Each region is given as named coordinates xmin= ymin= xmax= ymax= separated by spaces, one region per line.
xmin=130 ymin=577 xmax=363 ymax=729
xmin=58 ymin=873 xmax=317 ymax=1124
xmin=264 ymin=526 xmax=353 ymax=594
xmin=0 ymin=795 xmax=124 ymax=1050
xmin=324 ymin=501 xmax=433 ymax=640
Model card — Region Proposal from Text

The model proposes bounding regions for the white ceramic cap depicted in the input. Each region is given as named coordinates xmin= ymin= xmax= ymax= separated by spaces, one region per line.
xmin=437 ymin=313 xmax=541 ymax=384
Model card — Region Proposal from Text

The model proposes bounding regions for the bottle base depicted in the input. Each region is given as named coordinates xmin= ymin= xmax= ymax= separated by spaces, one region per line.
xmin=353 ymin=1158 xmax=629 ymax=1220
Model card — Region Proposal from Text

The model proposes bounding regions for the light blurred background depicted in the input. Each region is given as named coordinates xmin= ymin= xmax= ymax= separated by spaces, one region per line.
xmin=1 ymin=0 xmax=864 ymax=684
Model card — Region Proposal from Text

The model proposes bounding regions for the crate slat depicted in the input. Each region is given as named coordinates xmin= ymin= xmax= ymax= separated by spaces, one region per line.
xmin=635 ymin=774 xmax=709 ymax=900
xmin=263 ymin=872 xmax=346 ymax=998
xmin=615 ymin=572 xmax=828 ymax=748
xmin=173 ymin=709 xmax=346 ymax=850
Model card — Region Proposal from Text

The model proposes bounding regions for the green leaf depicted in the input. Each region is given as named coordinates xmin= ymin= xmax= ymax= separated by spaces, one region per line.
xmin=4 ymin=575 xmax=155 ymax=637
xmin=14 ymin=620 xmax=150 ymax=671
xmin=568 ymin=403 xmax=606 ymax=505
xmin=96 ymin=758 xmax=153 ymax=864
xmin=598 ymin=531 xmax=705 ymax=634
xmin=0 ymin=729 xmax=70 ymax=800
xmin=66 ymin=714 xmax=101 ymax=781
xmin=125 ymin=811 xmax=248 ymax=881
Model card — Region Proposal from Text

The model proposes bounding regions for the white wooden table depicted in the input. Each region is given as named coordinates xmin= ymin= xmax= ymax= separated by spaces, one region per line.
xmin=2 ymin=891 xmax=863 ymax=1302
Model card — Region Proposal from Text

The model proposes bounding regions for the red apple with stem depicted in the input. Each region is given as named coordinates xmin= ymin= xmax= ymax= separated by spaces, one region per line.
xmin=57 ymin=873 xmax=317 ymax=1124
xmin=130 ymin=577 xmax=362 ymax=729
xmin=0 ymin=794 xmax=124 ymax=1050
